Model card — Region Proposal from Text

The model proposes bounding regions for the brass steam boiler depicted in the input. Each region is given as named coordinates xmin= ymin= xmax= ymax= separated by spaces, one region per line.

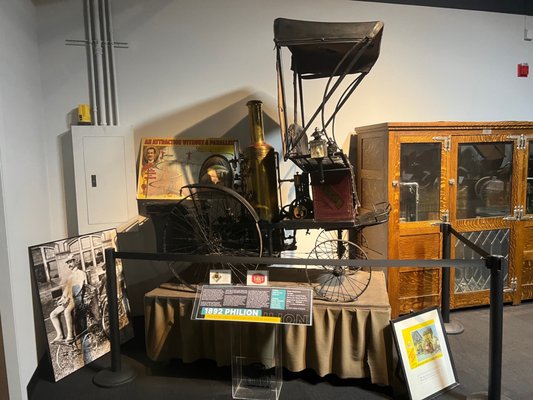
xmin=244 ymin=100 xmax=279 ymax=222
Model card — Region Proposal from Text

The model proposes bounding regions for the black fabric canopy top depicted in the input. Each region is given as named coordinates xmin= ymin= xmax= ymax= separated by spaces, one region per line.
xmin=273 ymin=18 xmax=384 ymax=79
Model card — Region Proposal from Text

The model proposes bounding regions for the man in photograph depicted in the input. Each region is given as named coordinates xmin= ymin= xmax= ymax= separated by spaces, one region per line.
xmin=144 ymin=146 xmax=158 ymax=165
xmin=49 ymin=255 xmax=87 ymax=343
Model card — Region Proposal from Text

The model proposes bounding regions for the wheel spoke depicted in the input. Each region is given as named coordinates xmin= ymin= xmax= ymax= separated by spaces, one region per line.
xmin=316 ymin=272 xmax=336 ymax=296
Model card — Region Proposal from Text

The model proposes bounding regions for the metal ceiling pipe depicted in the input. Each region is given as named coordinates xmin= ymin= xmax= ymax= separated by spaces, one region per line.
xmin=84 ymin=0 xmax=98 ymax=125
xmin=91 ymin=0 xmax=107 ymax=125
xmin=99 ymin=0 xmax=113 ymax=125
xmin=104 ymin=0 xmax=120 ymax=125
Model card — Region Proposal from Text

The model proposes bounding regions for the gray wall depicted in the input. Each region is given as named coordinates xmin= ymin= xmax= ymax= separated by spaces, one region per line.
xmin=0 ymin=0 xmax=532 ymax=399
xmin=0 ymin=1 xmax=50 ymax=399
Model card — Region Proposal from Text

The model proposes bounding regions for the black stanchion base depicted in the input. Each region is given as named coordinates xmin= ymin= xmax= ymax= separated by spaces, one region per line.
xmin=467 ymin=391 xmax=511 ymax=399
xmin=93 ymin=363 xmax=136 ymax=388
xmin=444 ymin=320 xmax=465 ymax=335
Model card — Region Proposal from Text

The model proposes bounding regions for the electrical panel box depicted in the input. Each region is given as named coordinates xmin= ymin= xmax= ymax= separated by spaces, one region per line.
xmin=70 ymin=125 xmax=138 ymax=234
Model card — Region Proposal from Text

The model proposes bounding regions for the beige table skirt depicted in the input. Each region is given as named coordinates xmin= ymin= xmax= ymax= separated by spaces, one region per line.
xmin=144 ymin=271 xmax=392 ymax=385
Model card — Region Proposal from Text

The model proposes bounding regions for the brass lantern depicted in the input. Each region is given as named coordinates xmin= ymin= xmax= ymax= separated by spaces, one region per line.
xmin=309 ymin=129 xmax=327 ymax=159
xmin=309 ymin=129 xmax=328 ymax=183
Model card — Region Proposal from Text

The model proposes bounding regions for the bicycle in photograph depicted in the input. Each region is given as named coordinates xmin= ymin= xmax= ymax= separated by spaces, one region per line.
xmin=53 ymin=284 xmax=112 ymax=373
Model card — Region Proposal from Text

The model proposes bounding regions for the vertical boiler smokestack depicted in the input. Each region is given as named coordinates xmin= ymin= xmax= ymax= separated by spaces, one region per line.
xmin=245 ymin=100 xmax=279 ymax=222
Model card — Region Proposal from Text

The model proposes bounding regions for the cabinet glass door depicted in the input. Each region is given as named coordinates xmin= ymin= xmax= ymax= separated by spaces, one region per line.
xmin=393 ymin=137 xmax=446 ymax=315
xmin=456 ymin=142 xmax=513 ymax=219
xmin=400 ymin=143 xmax=441 ymax=222
xmin=451 ymin=137 xmax=515 ymax=308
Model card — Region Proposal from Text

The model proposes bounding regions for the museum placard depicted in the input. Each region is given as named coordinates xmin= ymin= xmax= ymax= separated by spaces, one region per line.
xmin=191 ymin=285 xmax=313 ymax=325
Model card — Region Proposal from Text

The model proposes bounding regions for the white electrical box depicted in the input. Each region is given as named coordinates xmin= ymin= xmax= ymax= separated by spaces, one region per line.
xmin=71 ymin=125 xmax=138 ymax=235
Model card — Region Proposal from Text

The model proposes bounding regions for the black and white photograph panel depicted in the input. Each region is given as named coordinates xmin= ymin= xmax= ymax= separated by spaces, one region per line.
xmin=30 ymin=228 xmax=133 ymax=382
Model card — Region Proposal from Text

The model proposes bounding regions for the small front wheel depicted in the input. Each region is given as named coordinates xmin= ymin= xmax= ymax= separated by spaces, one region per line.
xmin=306 ymin=239 xmax=371 ymax=302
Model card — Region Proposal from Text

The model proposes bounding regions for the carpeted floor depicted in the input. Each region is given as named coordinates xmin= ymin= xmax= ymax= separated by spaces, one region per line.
xmin=28 ymin=301 xmax=533 ymax=400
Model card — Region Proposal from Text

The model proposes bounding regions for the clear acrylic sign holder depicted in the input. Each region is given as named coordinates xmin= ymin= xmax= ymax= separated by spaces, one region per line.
xmin=231 ymin=323 xmax=283 ymax=400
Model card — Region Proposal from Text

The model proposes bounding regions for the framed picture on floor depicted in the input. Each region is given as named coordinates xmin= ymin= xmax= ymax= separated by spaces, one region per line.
xmin=390 ymin=306 xmax=459 ymax=400
xmin=29 ymin=228 xmax=133 ymax=382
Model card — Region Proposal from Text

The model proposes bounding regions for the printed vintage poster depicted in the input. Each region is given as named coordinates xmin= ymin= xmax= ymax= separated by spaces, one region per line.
xmin=29 ymin=229 xmax=133 ymax=382
xmin=402 ymin=319 xmax=443 ymax=370
xmin=136 ymin=137 xmax=236 ymax=200
xmin=391 ymin=307 xmax=458 ymax=400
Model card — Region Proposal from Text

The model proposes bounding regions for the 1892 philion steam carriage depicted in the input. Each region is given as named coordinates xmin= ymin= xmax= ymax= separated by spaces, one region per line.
xmin=147 ymin=18 xmax=390 ymax=302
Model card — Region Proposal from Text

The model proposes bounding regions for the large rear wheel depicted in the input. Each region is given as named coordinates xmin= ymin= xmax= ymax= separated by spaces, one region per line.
xmin=163 ymin=185 xmax=263 ymax=289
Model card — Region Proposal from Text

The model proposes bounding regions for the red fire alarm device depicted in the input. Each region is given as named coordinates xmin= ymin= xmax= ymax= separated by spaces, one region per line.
xmin=518 ymin=63 xmax=529 ymax=77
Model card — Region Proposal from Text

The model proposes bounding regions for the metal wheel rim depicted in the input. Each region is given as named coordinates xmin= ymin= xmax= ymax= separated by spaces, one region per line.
xmin=306 ymin=239 xmax=371 ymax=302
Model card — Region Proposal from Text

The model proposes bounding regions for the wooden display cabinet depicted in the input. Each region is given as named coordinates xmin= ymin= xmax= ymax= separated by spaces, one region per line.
xmin=352 ymin=122 xmax=533 ymax=317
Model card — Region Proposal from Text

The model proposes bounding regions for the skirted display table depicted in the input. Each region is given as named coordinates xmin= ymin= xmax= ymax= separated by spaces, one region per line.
xmin=143 ymin=270 xmax=392 ymax=385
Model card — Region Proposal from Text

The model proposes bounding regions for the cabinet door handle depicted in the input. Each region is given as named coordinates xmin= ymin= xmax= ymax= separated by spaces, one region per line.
xmin=503 ymin=205 xmax=528 ymax=221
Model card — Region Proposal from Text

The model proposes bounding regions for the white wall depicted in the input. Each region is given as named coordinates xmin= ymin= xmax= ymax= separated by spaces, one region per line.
xmin=37 ymin=0 xmax=533 ymax=235
xmin=0 ymin=1 xmax=50 ymax=399
xmin=0 ymin=0 xmax=531 ymax=398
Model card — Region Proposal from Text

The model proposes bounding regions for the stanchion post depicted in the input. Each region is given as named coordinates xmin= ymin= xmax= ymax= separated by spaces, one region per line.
xmin=93 ymin=248 xmax=136 ymax=387
xmin=468 ymin=255 xmax=509 ymax=400
xmin=439 ymin=223 xmax=464 ymax=335
xmin=106 ymin=247 xmax=121 ymax=372
xmin=487 ymin=255 xmax=504 ymax=400
xmin=440 ymin=223 xmax=451 ymax=323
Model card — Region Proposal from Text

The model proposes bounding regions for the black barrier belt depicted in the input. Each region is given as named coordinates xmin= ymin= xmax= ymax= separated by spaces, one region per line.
xmin=448 ymin=225 xmax=491 ymax=260
xmin=114 ymin=251 xmax=485 ymax=269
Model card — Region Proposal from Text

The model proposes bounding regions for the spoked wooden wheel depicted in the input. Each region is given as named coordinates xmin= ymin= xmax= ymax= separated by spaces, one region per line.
xmin=306 ymin=239 xmax=371 ymax=302
xmin=163 ymin=184 xmax=263 ymax=290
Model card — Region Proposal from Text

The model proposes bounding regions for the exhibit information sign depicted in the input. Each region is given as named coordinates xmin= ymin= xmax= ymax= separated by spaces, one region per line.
xmin=191 ymin=285 xmax=313 ymax=325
